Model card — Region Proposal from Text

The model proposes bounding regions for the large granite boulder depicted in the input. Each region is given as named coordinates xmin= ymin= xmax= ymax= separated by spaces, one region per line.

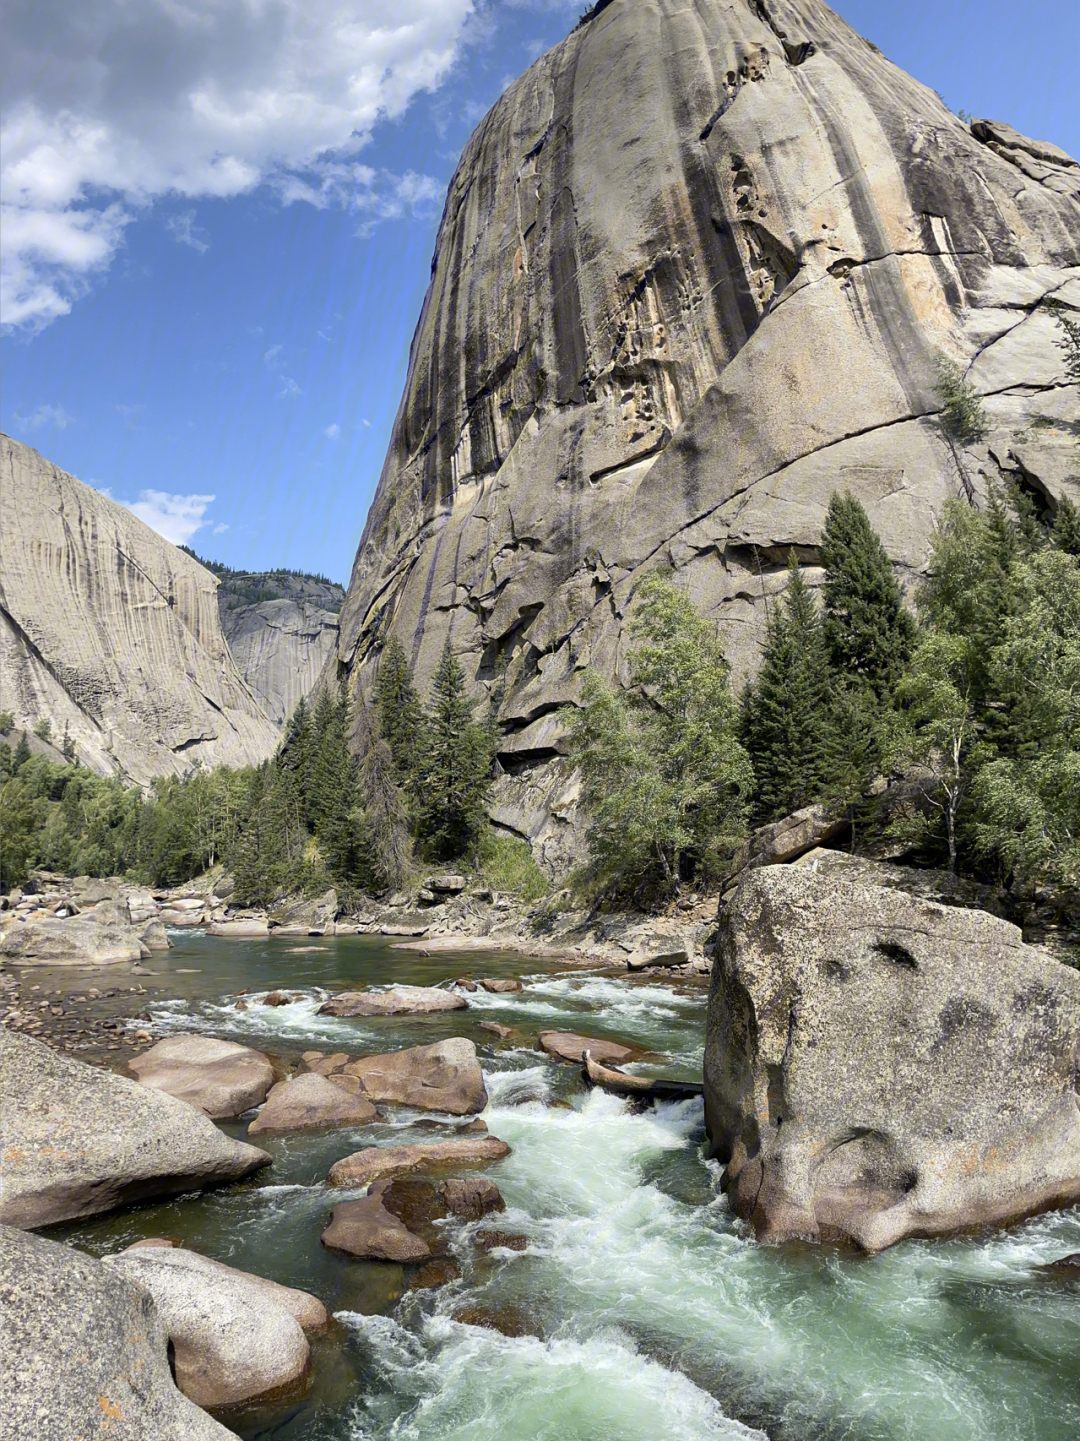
xmin=342 ymin=1038 xmax=487 ymax=1114
xmin=0 ymin=434 xmax=278 ymax=784
xmin=0 ymin=899 xmax=147 ymax=966
xmin=114 ymin=1240 xmax=329 ymax=1329
xmin=128 ymin=1035 xmax=275 ymax=1119
xmin=327 ymin=1135 xmax=511 ymax=1187
xmin=335 ymin=0 xmax=1079 ymax=872
xmin=102 ymin=1246 xmax=317 ymax=1408
xmin=0 ymin=1226 xmax=232 ymax=1440
xmin=704 ymin=867 xmax=1080 ymax=1251
xmin=319 ymin=986 xmax=467 ymax=1017
xmin=0 ymin=1030 xmax=271 ymax=1228
xmin=247 ymin=1072 xmax=378 ymax=1135
xmin=321 ymin=1178 xmax=449 ymax=1262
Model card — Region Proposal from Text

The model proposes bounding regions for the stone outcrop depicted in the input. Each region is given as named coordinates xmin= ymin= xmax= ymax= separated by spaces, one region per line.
xmin=247 ymin=1072 xmax=378 ymax=1134
xmin=214 ymin=569 xmax=344 ymax=727
xmin=0 ymin=898 xmax=148 ymax=966
xmin=327 ymin=1135 xmax=511 ymax=1187
xmin=0 ymin=1226 xmax=233 ymax=1440
xmin=0 ymin=1029 xmax=271 ymax=1228
xmin=538 ymin=1030 xmax=636 ymax=1064
xmin=704 ymin=867 xmax=1080 ymax=1251
xmin=335 ymin=0 xmax=1079 ymax=869
xmin=321 ymin=1177 xmax=450 ymax=1262
xmin=0 ymin=434 xmax=280 ymax=785
xmin=103 ymin=1245 xmax=313 ymax=1408
xmin=319 ymin=986 xmax=467 ymax=1017
xmin=341 ymin=1038 xmax=488 ymax=1114
xmin=128 ymin=1035 xmax=276 ymax=1119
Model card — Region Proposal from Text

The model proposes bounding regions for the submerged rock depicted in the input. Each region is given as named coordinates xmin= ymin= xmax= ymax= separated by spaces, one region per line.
xmin=343 ymin=1037 xmax=487 ymax=1114
xmin=0 ymin=1225 xmax=232 ymax=1439
xmin=103 ymin=1245 xmax=313 ymax=1408
xmin=538 ymin=1030 xmax=635 ymax=1065
xmin=128 ymin=1034 xmax=275 ymax=1119
xmin=248 ymin=1072 xmax=378 ymax=1134
xmin=0 ymin=1030 xmax=271 ymax=1228
xmin=704 ymin=867 xmax=1080 ymax=1251
xmin=327 ymin=1136 xmax=511 ymax=1188
xmin=319 ymin=986 xmax=467 ymax=1017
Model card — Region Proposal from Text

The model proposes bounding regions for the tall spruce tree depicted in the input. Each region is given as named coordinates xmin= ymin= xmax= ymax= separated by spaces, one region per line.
xmin=374 ymin=636 xmax=425 ymax=788
xmin=741 ymin=557 xmax=839 ymax=819
xmin=1052 ymin=495 xmax=1080 ymax=557
xmin=415 ymin=640 xmax=493 ymax=861
xmin=820 ymin=492 xmax=915 ymax=700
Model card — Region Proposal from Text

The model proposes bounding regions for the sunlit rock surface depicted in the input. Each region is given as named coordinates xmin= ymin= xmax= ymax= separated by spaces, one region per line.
xmin=704 ymin=866 xmax=1080 ymax=1251
xmin=0 ymin=434 xmax=280 ymax=784
xmin=337 ymin=0 xmax=1079 ymax=867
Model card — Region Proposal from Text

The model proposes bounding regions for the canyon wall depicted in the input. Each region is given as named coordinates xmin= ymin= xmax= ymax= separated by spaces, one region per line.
xmin=0 ymin=435 xmax=280 ymax=785
xmin=337 ymin=0 xmax=1080 ymax=869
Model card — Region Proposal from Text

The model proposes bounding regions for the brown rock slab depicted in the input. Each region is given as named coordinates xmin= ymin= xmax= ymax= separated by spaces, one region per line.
xmin=208 ymin=919 xmax=269 ymax=938
xmin=407 ymin=1257 xmax=461 ymax=1291
xmin=321 ymin=1178 xmax=447 ymax=1262
xmin=475 ymin=1229 xmax=527 ymax=1253
xmin=538 ymin=1030 xmax=635 ymax=1065
xmin=128 ymin=1035 xmax=275 ymax=1119
xmin=705 ymin=866 xmax=1080 ymax=1252
xmin=343 ymin=1037 xmax=487 ymax=1114
xmin=480 ymin=978 xmax=522 ymax=993
xmin=438 ymin=1176 xmax=505 ymax=1220
xmin=327 ymin=1136 xmax=511 ymax=1188
xmin=479 ymin=1021 xmax=514 ymax=1040
xmin=247 ymin=1072 xmax=378 ymax=1135
xmin=319 ymin=986 xmax=466 ymax=1017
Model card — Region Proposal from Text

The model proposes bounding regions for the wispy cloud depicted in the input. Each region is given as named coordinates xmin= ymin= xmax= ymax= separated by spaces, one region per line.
xmin=14 ymin=402 xmax=75 ymax=430
xmin=324 ymin=422 xmax=340 ymax=439
xmin=124 ymin=489 xmax=215 ymax=545
xmin=263 ymin=344 xmax=283 ymax=367
xmin=212 ymin=522 xmax=229 ymax=535
xmin=278 ymin=376 xmax=301 ymax=400
xmin=2 ymin=0 xmax=473 ymax=333
xmin=165 ymin=210 xmax=209 ymax=253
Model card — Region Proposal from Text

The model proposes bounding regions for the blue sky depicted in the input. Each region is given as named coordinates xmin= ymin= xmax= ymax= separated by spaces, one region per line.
xmin=2 ymin=0 xmax=1078 ymax=585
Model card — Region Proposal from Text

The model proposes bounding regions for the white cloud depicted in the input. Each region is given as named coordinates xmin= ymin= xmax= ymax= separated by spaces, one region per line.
xmin=15 ymin=401 xmax=75 ymax=429
xmin=278 ymin=376 xmax=301 ymax=399
xmin=124 ymin=489 xmax=216 ymax=546
xmin=263 ymin=344 xmax=283 ymax=367
xmin=212 ymin=522 xmax=229 ymax=535
xmin=1 ymin=0 xmax=474 ymax=331
xmin=166 ymin=210 xmax=209 ymax=253
xmin=324 ymin=422 xmax=340 ymax=439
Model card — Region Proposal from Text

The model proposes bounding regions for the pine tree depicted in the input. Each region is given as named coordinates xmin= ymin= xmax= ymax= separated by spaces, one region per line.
xmin=12 ymin=731 xmax=31 ymax=772
xmin=741 ymin=558 xmax=840 ymax=819
xmin=311 ymin=680 xmax=362 ymax=885
xmin=374 ymin=635 xmax=425 ymax=788
xmin=415 ymin=641 xmax=493 ymax=861
xmin=1052 ymin=495 xmax=1080 ymax=557
xmin=820 ymin=492 xmax=916 ymax=700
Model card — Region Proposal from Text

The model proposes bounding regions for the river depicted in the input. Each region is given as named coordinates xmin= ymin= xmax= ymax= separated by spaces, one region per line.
xmin=45 ymin=930 xmax=1079 ymax=1441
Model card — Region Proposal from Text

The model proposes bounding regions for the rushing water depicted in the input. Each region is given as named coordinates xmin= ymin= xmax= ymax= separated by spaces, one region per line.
xmin=47 ymin=931 xmax=1079 ymax=1441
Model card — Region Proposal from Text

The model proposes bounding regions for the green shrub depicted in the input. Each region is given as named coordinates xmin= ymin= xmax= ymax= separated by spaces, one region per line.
xmin=476 ymin=829 xmax=549 ymax=902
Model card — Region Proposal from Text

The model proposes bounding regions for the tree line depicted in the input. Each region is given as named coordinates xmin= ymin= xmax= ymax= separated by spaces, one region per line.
xmin=3 ymin=490 xmax=1077 ymax=912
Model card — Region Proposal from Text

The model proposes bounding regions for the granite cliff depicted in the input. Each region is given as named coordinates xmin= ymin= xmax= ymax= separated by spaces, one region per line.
xmin=190 ymin=560 xmax=344 ymax=727
xmin=0 ymin=435 xmax=280 ymax=784
xmin=336 ymin=0 xmax=1079 ymax=869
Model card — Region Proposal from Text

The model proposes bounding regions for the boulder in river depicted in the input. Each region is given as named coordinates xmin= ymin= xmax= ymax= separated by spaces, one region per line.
xmin=116 ymin=1240 xmax=330 ymax=1328
xmin=342 ymin=1037 xmax=487 ymax=1114
xmin=247 ymin=1071 xmax=378 ymax=1134
xmin=0 ymin=1225 xmax=232 ymax=1440
xmin=704 ymin=867 xmax=1080 ymax=1252
xmin=327 ymin=1135 xmax=511 ymax=1187
xmin=0 ymin=1029 xmax=272 ymax=1228
xmin=438 ymin=1176 xmax=506 ymax=1220
xmin=319 ymin=985 xmax=467 ymax=1017
xmin=0 ymin=899 xmax=147 ymax=966
xmin=538 ymin=1030 xmax=635 ymax=1065
xmin=208 ymin=918 xmax=269 ymax=938
xmin=103 ymin=1244 xmax=313 ymax=1408
xmin=479 ymin=978 xmax=522 ymax=993
xmin=321 ymin=1177 xmax=448 ymax=1261
xmin=128 ymin=1034 xmax=275 ymax=1119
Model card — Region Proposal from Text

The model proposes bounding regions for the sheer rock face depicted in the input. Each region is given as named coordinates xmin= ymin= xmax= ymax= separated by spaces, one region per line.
xmin=0 ymin=434 xmax=279 ymax=785
xmin=704 ymin=866 xmax=1080 ymax=1251
xmin=336 ymin=0 xmax=1079 ymax=867
xmin=217 ymin=572 xmax=343 ymax=727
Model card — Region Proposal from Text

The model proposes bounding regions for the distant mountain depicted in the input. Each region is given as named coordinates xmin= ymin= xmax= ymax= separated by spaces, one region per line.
xmin=181 ymin=551 xmax=345 ymax=727
xmin=0 ymin=436 xmax=279 ymax=784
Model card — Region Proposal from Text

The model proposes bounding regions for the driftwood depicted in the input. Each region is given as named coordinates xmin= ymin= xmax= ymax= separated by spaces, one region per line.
xmin=582 ymin=1050 xmax=704 ymax=1102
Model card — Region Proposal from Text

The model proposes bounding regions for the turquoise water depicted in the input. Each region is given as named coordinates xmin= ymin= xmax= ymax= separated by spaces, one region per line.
xmin=49 ymin=931 xmax=1080 ymax=1441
